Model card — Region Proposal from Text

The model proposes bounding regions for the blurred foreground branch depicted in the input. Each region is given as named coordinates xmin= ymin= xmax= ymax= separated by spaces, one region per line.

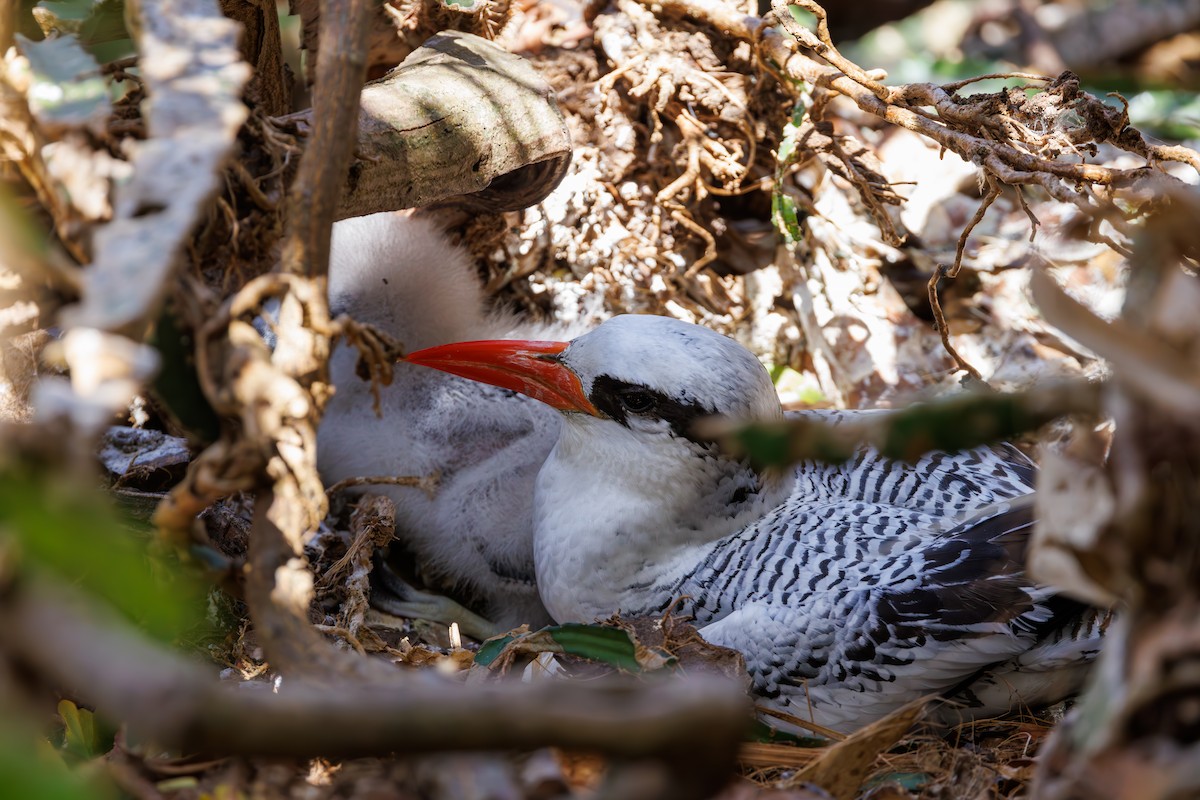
xmin=707 ymin=380 xmax=1103 ymax=469
xmin=0 ymin=574 xmax=746 ymax=790
xmin=156 ymin=0 xmax=390 ymax=682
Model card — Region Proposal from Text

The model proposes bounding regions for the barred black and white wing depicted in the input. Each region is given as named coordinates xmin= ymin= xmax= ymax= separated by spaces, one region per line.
xmin=670 ymin=495 xmax=1091 ymax=732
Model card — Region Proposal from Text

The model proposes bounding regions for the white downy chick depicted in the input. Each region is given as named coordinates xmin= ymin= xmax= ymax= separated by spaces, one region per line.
xmin=319 ymin=211 xmax=582 ymax=634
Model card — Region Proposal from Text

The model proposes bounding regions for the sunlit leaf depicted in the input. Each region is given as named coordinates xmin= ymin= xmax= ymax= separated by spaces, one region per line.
xmin=37 ymin=0 xmax=101 ymax=23
xmin=772 ymin=97 xmax=808 ymax=244
xmin=35 ymin=0 xmax=133 ymax=62
xmin=771 ymin=193 xmax=803 ymax=245
xmin=56 ymin=700 xmax=107 ymax=761
xmin=156 ymin=777 xmax=200 ymax=792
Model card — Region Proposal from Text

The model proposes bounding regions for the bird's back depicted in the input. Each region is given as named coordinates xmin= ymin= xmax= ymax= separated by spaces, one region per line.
xmin=633 ymin=426 xmax=1098 ymax=732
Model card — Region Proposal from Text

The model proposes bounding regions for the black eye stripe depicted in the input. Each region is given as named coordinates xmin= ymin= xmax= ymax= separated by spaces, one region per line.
xmin=588 ymin=375 xmax=714 ymax=444
xmin=619 ymin=390 xmax=656 ymax=413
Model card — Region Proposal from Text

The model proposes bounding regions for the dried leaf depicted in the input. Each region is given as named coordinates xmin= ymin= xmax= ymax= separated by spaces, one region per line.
xmin=1029 ymin=450 xmax=1120 ymax=607
xmin=785 ymin=698 xmax=927 ymax=800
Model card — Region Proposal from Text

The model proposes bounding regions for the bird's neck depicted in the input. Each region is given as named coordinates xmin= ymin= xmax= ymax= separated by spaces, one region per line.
xmin=532 ymin=416 xmax=789 ymax=623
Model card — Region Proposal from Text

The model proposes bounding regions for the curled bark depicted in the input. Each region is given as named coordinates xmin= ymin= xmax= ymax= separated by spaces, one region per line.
xmin=276 ymin=30 xmax=572 ymax=220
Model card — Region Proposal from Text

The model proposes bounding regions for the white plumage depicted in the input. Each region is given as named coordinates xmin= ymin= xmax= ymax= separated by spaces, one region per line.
xmin=405 ymin=314 xmax=1108 ymax=732
xmin=318 ymin=212 xmax=583 ymax=631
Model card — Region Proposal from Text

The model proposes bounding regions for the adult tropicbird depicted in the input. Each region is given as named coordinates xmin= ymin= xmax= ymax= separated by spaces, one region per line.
xmin=319 ymin=211 xmax=583 ymax=634
xmin=404 ymin=313 xmax=1106 ymax=732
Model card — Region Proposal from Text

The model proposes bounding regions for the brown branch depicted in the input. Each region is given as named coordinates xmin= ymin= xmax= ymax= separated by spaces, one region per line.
xmin=242 ymin=0 xmax=373 ymax=679
xmin=278 ymin=0 xmax=373 ymax=279
xmin=646 ymin=0 xmax=1199 ymax=191
xmin=219 ymin=0 xmax=291 ymax=117
xmin=0 ymin=0 xmax=14 ymax=51
xmin=770 ymin=0 xmax=890 ymax=101
xmin=927 ymin=262 xmax=983 ymax=382
xmin=1031 ymin=269 xmax=1200 ymax=417
xmin=0 ymin=575 xmax=747 ymax=796
xmin=926 ymin=174 xmax=1002 ymax=379
xmin=325 ymin=473 xmax=439 ymax=497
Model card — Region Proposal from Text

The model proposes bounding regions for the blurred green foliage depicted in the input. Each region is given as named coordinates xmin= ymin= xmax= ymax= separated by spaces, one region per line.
xmin=33 ymin=0 xmax=135 ymax=63
xmin=725 ymin=387 xmax=1088 ymax=469
xmin=0 ymin=469 xmax=207 ymax=642
xmin=0 ymin=726 xmax=113 ymax=800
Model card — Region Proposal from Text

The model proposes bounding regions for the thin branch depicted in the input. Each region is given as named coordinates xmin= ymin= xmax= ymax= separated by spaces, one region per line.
xmin=325 ymin=473 xmax=439 ymax=497
xmin=927 ymin=261 xmax=984 ymax=381
xmin=646 ymin=0 xmax=1200 ymax=189
xmin=278 ymin=0 xmax=374 ymax=279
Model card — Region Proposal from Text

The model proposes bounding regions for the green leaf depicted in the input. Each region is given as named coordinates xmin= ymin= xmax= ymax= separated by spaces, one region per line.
xmin=0 ymin=469 xmax=206 ymax=642
xmin=549 ymin=623 xmax=667 ymax=671
xmin=57 ymin=700 xmax=106 ymax=761
xmin=15 ymin=33 xmax=111 ymax=128
xmin=771 ymin=192 xmax=803 ymax=244
xmin=474 ymin=633 xmax=516 ymax=667
xmin=772 ymin=97 xmax=809 ymax=244
xmin=748 ymin=719 xmax=827 ymax=748
xmin=35 ymin=0 xmax=133 ymax=62
xmin=475 ymin=624 xmax=675 ymax=672
xmin=0 ymin=726 xmax=110 ymax=800
xmin=37 ymin=0 xmax=99 ymax=22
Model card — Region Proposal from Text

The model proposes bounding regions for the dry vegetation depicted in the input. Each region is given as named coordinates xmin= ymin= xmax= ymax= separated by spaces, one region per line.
xmin=2 ymin=0 xmax=1200 ymax=798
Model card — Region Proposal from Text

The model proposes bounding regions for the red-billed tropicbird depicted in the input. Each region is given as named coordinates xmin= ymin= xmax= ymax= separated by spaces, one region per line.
xmin=318 ymin=211 xmax=584 ymax=635
xmin=403 ymin=313 xmax=1107 ymax=732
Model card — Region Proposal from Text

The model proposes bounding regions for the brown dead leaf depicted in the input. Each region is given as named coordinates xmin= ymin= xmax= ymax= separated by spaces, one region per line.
xmin=784 ymin=697 xmax=928 ymax=800
xmin=619 ymin=613 xmax=752 ymax=690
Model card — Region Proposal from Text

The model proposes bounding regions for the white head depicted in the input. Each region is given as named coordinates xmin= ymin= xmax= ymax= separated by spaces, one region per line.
xmin=406 ymin=314 xmax=783 ymax=435
xmin=405 ymin=315 xmax=789 ymax=621
xmin=554 ymin=315 xmax=783 ymax=439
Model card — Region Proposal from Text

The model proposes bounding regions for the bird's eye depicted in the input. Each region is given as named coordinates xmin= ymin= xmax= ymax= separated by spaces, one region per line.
xmin=619 ymin=391 xmax=656 ymax=414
